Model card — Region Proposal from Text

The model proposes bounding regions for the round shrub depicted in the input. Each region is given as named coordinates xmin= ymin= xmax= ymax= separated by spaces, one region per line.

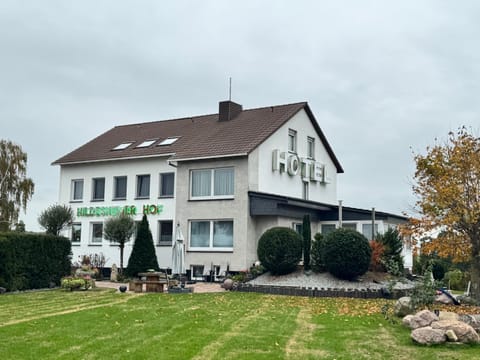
xmin=257 ymin=227 xmax=303 ymax=275
xmin=323 ymin=228 xmax=372 ymax=280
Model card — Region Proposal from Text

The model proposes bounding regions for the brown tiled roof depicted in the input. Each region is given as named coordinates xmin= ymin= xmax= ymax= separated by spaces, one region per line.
xmin=52 ymin=102 xmax=344 ymax=173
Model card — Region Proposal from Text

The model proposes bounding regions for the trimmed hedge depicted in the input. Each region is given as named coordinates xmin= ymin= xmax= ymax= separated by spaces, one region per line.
xmin=0 ymin=232 xmax=71 ymax=291
xmin=323 ymin=228 xmax=372 ymax=280
xmin=257 ymin=227 xmax=302 ymax=275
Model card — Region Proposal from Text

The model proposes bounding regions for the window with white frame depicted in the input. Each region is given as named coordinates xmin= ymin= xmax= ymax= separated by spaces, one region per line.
xmin=307 ymin=136 xmax=315 ymax=159
xmin=342 ymin=223 xmax=357 ymax=231
xmin=362 ymin=224 xmax=379 ymax=240
xmin=136 ymin=174 xmax=150 ymax=198
xmin=288 ymin=129 xmax=297 ymax=153
xmin=71 ymin=223 xmax=81 ymax=244
xmin=189 ymin=220 xmax=233 ymax=250
xmin=113 ymin=176 xmax=127 ymax=200
xmin=321 ymin=224 xmax=336 ymax=235
xmin=190 ymin=168 xmax=234 ymax=199
xmin=92 ymin=178 xmax=105 ymax=201
xmin=158 ymin=220 xmax=173 ymax=246
xmin=293 ymin=223 xmax=303 ymax=235
xmin=159 ymin=172 xmax=175 ymax=197
xmin=91 ymin=223 xmax=103 ymax=244
xmin=71 ymin=179 xmax=83 ymax=201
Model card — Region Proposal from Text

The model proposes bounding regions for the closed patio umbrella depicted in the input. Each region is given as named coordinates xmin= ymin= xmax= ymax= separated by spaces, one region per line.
xmin=172 ymin=223 xmax=186 ymax=275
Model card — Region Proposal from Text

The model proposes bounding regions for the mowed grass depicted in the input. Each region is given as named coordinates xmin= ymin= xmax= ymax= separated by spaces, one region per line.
xmin=1 ymin=289 xmax=479 ymax=360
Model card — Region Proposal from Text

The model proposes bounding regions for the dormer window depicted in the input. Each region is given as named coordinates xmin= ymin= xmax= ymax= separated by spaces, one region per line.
xmin=112 ymin=142 xmax=134 ymax=150
xmin=136 ymin=139 xmax=157 ymax=148
xmin=158 ymin=137 xmax=180 ymax=146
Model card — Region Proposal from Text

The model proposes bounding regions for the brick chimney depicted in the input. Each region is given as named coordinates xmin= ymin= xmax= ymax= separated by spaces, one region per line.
xmin=218 ymin=100 xmax=242 ymax=121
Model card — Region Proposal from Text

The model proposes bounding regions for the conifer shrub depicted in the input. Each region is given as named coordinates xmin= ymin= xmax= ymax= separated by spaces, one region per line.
xmin=323 ymin=228 xmax=372 ymax=280
xmin=257 ymin=227 xmax=302 ymax=275
xmin=125 ymin=215 xmax=159 ymax=277
xmin=302 ymin=215 xmax=312 ymax=271
xmin=311 ymin=233 xmax=327 ymax=272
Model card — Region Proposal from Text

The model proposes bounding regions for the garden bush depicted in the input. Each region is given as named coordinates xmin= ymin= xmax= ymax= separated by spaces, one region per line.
xmin=311 ymin=233 xmax=327 ymax=272
xmin=377 ymin=228 xmax=404 ymax=275
xmin=0 ymin=232 xmax=71 ymax=291
xmin=257 ymin=227 xmax=302 ymax=275
xmin=323 ymin=228 xmax=372 ymax=280
xmin=369 ymin=240 xmax=385 ymax=272
xmin=444 ymin=269 xmax=470 ymax=291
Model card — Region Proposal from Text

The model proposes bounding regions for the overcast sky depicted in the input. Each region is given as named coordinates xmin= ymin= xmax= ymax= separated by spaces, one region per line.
xmin=2 ymin=1 xmax=480 ymax=231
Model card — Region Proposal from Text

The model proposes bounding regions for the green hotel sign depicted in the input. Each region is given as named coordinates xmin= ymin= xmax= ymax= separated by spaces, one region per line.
xmin=76 ymin=204 xmax=164 ymax=217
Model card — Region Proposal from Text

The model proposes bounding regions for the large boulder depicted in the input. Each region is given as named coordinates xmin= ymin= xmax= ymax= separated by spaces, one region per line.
xmin=411 ymin=327 xmax=446 ymax=345
xmin=409 ymin=310 xmax=439 ymax=330
xmin=431 ymin=320 xmax=480 ymax=344
xmin=438 ymin=311 xmax=458 ymax=322
xmin=402 ymin=315 xmax=414 ymax=328
xmin=458 ymin=314 xmax=480 ymax=332
xmin=394 ymin=297 xmax=414 ymax=317
xmin=435 ymin=293 xmax=455 ymax=305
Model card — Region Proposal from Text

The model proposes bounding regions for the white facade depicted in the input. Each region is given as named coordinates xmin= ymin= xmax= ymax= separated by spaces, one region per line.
xmin=59 ymin=157 xmax=176 ymax=268
xmin=57 ymin=103 xmax=412 ymax=276
xmin=250 ymin=109 xmax=337 ymax=203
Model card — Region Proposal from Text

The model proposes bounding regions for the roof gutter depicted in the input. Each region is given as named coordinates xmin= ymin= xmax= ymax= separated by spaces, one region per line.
xmin=52 ymin=153 xmax=176 ymax=166
xmin=173 ymin=153 xmax=248 ymax=162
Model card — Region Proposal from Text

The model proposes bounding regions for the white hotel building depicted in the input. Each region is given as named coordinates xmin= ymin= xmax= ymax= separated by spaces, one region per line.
xmin=53 ymin=100 xmax=412 ymax=278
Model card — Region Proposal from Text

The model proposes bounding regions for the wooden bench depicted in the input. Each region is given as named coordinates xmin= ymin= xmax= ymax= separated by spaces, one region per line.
xmin=130 ymin=280 xmax=167 ymax=293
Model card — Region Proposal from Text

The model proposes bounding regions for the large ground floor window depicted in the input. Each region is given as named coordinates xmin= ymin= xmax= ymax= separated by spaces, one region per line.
xmin=189 ymin=219 xmax=233 ymax=251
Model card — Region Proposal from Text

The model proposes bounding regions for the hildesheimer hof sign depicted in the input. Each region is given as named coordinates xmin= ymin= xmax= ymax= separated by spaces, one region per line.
xmin=272 ymin=149 xmax=329 ymax=183
xmin=76 ymin=204 xmax=164 ymax=217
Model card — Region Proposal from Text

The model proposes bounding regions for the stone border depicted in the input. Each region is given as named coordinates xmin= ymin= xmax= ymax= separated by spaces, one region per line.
xmin=234 ymin=283 xmax=408 ymax=299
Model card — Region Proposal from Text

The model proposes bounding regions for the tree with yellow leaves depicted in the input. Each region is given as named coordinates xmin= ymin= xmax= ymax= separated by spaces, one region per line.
xmin=410 ymin=127 xmax=480 ymax=301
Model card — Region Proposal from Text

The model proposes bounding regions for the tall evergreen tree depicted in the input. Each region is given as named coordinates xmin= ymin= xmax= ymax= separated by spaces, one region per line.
xmin=302 ymin=214 xmax=312 ymax=271
xmin=126 ymin=214 xmax=159 ymax=277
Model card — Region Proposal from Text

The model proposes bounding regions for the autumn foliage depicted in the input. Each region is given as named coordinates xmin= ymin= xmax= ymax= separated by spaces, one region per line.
xmin=407 ymin=127 xmax=480 ymax=301
xmin=369 ymin=240 xmax=385 ymax=272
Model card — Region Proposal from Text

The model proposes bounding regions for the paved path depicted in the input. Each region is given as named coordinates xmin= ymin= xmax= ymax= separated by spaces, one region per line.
xmin=95 ymin=280 xmax=225 ymax=294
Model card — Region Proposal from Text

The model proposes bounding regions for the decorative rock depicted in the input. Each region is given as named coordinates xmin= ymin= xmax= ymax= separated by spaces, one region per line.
xmin=445 ymin=329 xmax=458 ymax=342
xmin=458 ymin=314 xmax=479 ymax=332
xmin=402 ymin=315 xmax=414 ymax=328
xmin=394 ymin=296 xmax=414 ymax=317
xmin=0 ymin=287 xmax=6 ymax=294
xmin=438 ymin=311 xmax=458 ymax=322
xmin=411 ymin=327 xmax=446 ymax=345
xmin=110 ymin=263 xmax=118 ymax=282
xmin=435 ymin=293 xmax=455 ymax=305
xmin=410 ymin=310 xmax=439 ymax=330
xmin=223 ymin=278 xmax=234 ymax=290
xmin=431 ymin=320 xmax=480 ymax=344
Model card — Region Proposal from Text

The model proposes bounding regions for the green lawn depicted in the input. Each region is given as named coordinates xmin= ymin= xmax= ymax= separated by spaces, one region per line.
xmin=0 ymin=289 xmax=479 ymax=359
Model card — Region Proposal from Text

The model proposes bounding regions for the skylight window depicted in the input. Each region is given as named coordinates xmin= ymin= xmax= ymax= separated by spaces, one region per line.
xmin=136 ymin=139 xmax=157 ymax=148
xmin=112 ymin=142 xmax=134 ymax=151
xmin=158 ymin=137 xmax=180 ymax=146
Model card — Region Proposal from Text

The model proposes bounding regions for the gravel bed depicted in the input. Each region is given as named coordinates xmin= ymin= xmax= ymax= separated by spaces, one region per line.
xmin=248 ymin=270 xmax=415 ymax=290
